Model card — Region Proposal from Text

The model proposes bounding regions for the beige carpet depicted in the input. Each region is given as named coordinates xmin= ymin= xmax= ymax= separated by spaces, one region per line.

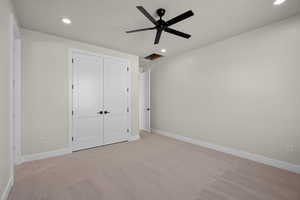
xmin=9 ymin=132 xmax=300 ymax=200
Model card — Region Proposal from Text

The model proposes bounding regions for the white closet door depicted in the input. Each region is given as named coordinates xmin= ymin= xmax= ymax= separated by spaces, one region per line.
xmin=140 ymin=71 xmax=151 ymax=131
xmin=72 ymin=53 xmax=103 ymax=151
xmin=103 ymin=58 xmax=129 ymax=144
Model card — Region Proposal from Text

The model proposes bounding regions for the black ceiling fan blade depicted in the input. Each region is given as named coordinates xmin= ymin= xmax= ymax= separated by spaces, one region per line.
xmin=126 ymin=27 xmax=156 ymax=33
xmin=154 ymin=29 xmax=163 ymax=44
xmin=165 ymin=10 xmax=194 ymax=26
xmin=164 ymin=28 xmax=191 ymax=39
xmin=136 ymin=6 xmax=158 ymax=25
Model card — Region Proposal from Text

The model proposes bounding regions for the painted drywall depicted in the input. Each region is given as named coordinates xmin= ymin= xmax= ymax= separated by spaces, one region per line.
xmin=150 ymin=15 xmax=300 ymax=165
xmin=0 ymin=0 xmax=13 ymax=198
xmin=22 ymin=29 xmax=139 ymax=156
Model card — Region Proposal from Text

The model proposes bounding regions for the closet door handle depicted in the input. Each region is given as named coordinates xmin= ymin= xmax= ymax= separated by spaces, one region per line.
xmin=104 ymin=111 xmax=110 ymax=114
xmin=97 ymin=111 xmax=103 ymax=115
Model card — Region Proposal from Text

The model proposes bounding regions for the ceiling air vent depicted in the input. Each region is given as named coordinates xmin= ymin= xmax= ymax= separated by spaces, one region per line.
xmin=144 ymin=53 xmax=163 ymax=61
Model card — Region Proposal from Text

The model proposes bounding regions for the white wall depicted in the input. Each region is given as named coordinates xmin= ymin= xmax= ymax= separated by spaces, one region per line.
xmin=150 ymin=15 xmax=300 ymax=165
xmin=22 ymin=29 xmax=139 ymax=156
xmin=0 ymin=0 xmax=14 ymax=198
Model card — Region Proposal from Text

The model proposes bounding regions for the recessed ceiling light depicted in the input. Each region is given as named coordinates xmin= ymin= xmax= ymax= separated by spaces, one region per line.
xmin=161 ymin=49 xmax=166 ymax=53
xmin=273 ymin=0 xmax=286 ymax=5
xmin=62 ymin=18 xmax=72 ymax=25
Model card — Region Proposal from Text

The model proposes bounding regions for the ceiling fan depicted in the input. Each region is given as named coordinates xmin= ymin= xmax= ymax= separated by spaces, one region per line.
xmin=126 ymin=6 xmax=194 ymax=45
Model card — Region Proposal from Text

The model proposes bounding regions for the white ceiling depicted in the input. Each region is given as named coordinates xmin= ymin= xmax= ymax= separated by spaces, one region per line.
xmin=13 ymin=0 xmax=300 ymax=61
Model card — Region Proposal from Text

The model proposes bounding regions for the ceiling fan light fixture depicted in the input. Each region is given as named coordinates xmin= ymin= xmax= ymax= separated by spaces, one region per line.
xmin=273 ymin=0 xmax=286 ymax=5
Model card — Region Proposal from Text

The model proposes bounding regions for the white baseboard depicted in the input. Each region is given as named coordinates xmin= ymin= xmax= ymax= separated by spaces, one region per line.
xmin=128 ymin=134 xmax=140 ymax=142
xmin=1 ymin=176 xmax=13 ymax=200
xmin=17 ymin=136 xmax=142 ymax=164
xmin=140 ymin=129 xmax=151 ymax=133
xmin=19 ymin=148 xmax=72 ymax=164
xmin=153 ymin=129 xmax=300 ymax=174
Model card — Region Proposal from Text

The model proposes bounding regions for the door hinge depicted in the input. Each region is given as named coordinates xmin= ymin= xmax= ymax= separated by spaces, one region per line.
xmin=72 ymin=84 xmax=74 ymax=90
xmin=72 ymin=110 xmax=74 ymax=115
xmin=126 ymin=88 xmax=129 ymax=92
xmin=72 ymin=58 xmax=74 ymax=63
xmin=127 ymin=67 xmax=129 ymax=72
xmin=126 ymin=129 xmax=129 ymax=133
xmin=72 ymin=137 xmax=74 ymax=142
xmin=127 ymin=107 xmax=129 ymax=112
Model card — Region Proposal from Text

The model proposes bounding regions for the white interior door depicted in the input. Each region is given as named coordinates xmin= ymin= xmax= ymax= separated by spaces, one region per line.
xmin=140 ymin=71 xmax=151 ymax=131
xmin=103 ymin=57 xmax=129 ymax=144
xmin=72 ymin=53 xmax=103 ymax=151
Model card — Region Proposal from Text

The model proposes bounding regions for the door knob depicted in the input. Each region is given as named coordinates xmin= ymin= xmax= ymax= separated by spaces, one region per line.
xmin=146 ymin=108 xmax=151 ymax=111
xmin=97 ymin=111 xmax=103 ymax=115
xmin=104 ymin=111 xmax=110 ymax=114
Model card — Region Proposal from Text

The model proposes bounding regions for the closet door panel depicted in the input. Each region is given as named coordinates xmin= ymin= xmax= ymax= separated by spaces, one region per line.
xmin=72 ymin=53 xmax=104 ymax=151
xmin=103 ymin=58 xmax=128 ymax=144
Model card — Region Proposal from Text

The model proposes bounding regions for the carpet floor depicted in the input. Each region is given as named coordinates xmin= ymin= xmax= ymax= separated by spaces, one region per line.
xmin=8 ymin=132 xmax=300 ymax=200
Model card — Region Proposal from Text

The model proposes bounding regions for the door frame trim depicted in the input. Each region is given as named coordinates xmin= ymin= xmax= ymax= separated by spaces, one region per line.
xmin=10 ymin=13 xmax=22 ymax=168
xmin=68 ymin=48 xmax=132 ymax=151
